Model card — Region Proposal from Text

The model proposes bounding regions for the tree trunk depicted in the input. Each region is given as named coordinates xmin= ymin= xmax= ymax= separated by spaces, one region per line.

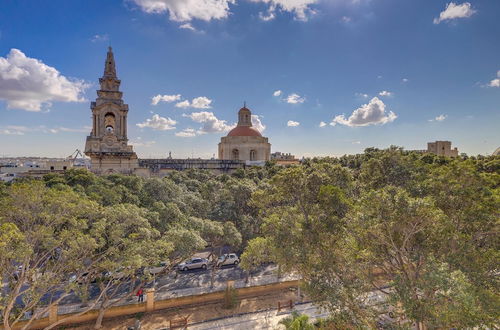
xmin=94 ymin=307 xmax=106 ymax=329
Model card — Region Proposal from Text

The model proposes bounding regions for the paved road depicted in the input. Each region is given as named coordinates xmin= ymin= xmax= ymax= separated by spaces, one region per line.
xmin=55 ymin=264 xmax=295 ymax=315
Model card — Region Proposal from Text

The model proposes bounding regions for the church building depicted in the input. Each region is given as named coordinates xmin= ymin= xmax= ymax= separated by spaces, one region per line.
xmin=218 ymin=106 xmax=271 ymax=162
xmin=84 ymin=47 xmax=138 ymax=174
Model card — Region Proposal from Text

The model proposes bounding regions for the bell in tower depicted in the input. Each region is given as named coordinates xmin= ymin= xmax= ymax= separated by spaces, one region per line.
xmin=84 ymin=48 xmax=138 ymax=174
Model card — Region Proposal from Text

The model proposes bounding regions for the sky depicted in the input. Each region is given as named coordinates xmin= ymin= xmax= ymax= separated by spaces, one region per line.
xmin=0 ymin=0 xmax=499 ymax=158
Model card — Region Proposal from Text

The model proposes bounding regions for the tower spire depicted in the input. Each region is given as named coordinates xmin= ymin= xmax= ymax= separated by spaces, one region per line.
xmin=103 ymin=46 xmax=116 ymax=78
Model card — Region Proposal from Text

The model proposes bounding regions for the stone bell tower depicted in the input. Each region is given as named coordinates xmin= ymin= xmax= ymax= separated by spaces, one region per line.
xmin=84 ymin=47 xmax=138 ymax=174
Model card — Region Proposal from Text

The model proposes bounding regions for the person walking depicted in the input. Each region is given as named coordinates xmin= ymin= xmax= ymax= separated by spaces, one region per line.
xmin=136 ymin=288 xmax=144 ymax=303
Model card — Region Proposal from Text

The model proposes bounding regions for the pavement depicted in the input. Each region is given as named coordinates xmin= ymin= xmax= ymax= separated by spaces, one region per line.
xmin=177 ymin=302 xmax=327 ymax=330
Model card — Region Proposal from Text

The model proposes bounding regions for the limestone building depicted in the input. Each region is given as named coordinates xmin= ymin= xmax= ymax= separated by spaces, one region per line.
xmin=427 ymin=141 xmax=459 ymax=157
xmin=218 ymin=106 xmax=271 ymax=162
xmin=84 ymin=47 xmax=138 ymax=174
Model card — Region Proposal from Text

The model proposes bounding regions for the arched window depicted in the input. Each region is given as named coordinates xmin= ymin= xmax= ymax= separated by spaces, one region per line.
xmin=232 ymin=149 xmax=239 ymax=160
xmin=250 ymin=150 xmax=257 ymax=161
xmin=104 ymin=113 xmax=116 ymax=133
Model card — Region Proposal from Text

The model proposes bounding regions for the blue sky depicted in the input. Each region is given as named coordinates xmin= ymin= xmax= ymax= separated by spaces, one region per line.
xmin=0 ymin=0 xmax=498 ymax=158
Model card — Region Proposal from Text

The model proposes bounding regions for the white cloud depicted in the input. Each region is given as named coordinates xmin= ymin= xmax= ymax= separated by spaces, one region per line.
xmin=137 ymin=114 xmax=177 ymax=130
xmin=402 ymin=78 xmax=409 ymax=83
xmin=355 ymin=92 xmax=369 ymax=98
xmin=191 ymin=96 xmax=212 ymax=108
xmin=49 ymin=126 xmax=90 ymax=133
xmin=319 ymin=121 xmax=327 ymax=127
xmin=132 ymin=0 xmax=235 ymax=22
xmin=175 ymin=100 xmax=191 ymax=108
xmin=0 ymin=125 xmax=26 ymax=135
xmin=487 ymin=70 xmax=500 ymax=88
xmin=433 ymin=2 xmax=476 ymax=24
xmin=251 ymin=115 xmax=266 ymax=133
xmin=286 ymin=93 xmax=305 ymax=104
xmin=175 ymin=96 xmax=212 ymax=109
xmin=175 ymin=128 xmax=197 ymax=137
xmin=179 ymin=23 xmax=196 ymax=30
xmin=91 ymin=34 xmax=109 ymax=43
xmin=273 ymin=90 xmax=282 ymax=97
xmin=341 ymin=16 xmax=351 ymax=23
xmin=151 ymin=94 xmax=182 ymax=105
xmin=251 ymin=0 xmax=318 ymax=21
xmin=330 ymin=97 xmax=397 ymax=127
xmin=0 ymin=125 xmax=90 ymax=135
xmin=378 ymin=90 xmax=393 ymax=97
xmin=287 ymin=120 xmax=300 ymax=127
xmin=352 ymin=141 xmax=361 ymax=144
xmin=429 ymin=114 xmax=447 ymax=122
xmin=0 ymin=49 xmax=88 ymax=111
xmin=130 ymin=138 xmax=156 ymax=147
xmin=183 ymin=111 xmax=234 ymax=133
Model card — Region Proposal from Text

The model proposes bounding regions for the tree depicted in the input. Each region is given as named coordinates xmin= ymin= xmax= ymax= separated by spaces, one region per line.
xmin=0 ymin=182 xmax=104 ymax=330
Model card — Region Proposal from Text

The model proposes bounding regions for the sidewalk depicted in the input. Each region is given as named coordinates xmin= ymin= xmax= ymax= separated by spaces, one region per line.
xmin=182 ymin=302 xmax=328 ymax=330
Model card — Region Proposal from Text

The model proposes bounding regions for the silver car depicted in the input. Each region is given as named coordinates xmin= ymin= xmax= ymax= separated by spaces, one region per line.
xmin=217 ymin=253 xmax=240 ymax=267
xmin=178 ymin=258 xmax=208 ymax=271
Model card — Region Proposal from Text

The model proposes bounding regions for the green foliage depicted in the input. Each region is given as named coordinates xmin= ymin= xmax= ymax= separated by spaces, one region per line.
xmin=244 ymin=149 xmax=499 ymax=328
xmin=279 ymin=311 xmax=315 ymax=330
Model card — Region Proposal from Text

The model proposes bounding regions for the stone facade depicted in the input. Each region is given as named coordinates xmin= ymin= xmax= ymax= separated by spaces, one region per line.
xmin=84 ymin=47 xmax=138 ymax=174
xmin=427 ymin=141 xmax=459 ymax=157
xmin=218 ymin=106 xmax=271 ymax=162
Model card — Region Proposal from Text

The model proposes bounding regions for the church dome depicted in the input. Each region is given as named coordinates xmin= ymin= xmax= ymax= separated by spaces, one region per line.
xmin=227 ymin=126 xmax=262 ymax=137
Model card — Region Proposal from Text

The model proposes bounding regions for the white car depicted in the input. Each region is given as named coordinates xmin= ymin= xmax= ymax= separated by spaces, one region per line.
xmin=177 ymin=258 xmax=208 ymax=271
xmin=217 ymin=253 xmax=240 ymax=267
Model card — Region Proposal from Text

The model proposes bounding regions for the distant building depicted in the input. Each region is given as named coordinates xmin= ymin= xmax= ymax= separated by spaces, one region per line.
xmin=218 ymin=106 xmax=271 ymax=162
xmin=271 ymin=152 xmax=300 ymax=165
xmin=426 ymin=141 xmax=459 ymax=157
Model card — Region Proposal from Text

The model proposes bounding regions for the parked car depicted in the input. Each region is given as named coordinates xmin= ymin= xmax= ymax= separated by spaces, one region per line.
xmin=177 ymin=258 xmax=208 ymax=271
xmin=216 ymin=253 xmax=240 ymax=267
xmin=144 ymin=261 xmax=169 ymax=275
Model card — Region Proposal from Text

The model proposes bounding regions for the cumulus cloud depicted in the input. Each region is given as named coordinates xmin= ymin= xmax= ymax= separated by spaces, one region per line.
xmin=286 ymin=93 xmax=305 ymax=104
xmin=175 ymin=96 xmax=212 ymax=109
xmin=133 ymin=0 xmax=318 ymax=22
xmin=175 ymin=128 xmax=197 ymax=137
xmin=175 ymin=100 xmax=191 ymax=108
xmin=378 ymin=90 xmax=393 ymax=97
xmin=273 ymin=90 xmax=282 ymax=97
xmin=487 ymin=70 xmax=500 ymax=88
xmin=0 ymin=49 xmax=88 ymax=111
xmin=151 ymin=94 xmax=182 ymax=105
xmin=183 ymin=111 xmax=234 ymax=134
xmin=132 ymin=0 xmax=235 ymax=22
xmin=433 ymin=2 xmax=476 ymax=24
xmin=330 ymin=97 xmax=397 ymax=127
xmin=287 ymin=120 xmax=300 ymax=127
xmin=319 ymin=121 xmax=327 ymax=127
xmin=137 ymin=114 xmax=177 ymax=130
xmin=429 ymin=114 xmax=447 ymax=122
xmin=251 ymin=0 xmax=318 ymax=21
xmin=251 ymin=115 xmax=266 ymax=133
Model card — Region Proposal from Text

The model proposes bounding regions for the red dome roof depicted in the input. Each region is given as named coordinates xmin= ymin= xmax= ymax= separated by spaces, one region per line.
xmin=227 ymin=126 xmax=262 ymax=137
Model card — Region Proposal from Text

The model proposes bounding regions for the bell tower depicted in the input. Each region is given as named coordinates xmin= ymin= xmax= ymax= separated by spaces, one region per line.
xmin=84 ymin=47 xmax=138 ymax=174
